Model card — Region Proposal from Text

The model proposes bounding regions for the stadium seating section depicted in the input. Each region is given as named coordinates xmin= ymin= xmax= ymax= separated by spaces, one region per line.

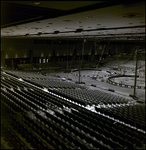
xmin=1 ymin=70 xmax=145 ymax=149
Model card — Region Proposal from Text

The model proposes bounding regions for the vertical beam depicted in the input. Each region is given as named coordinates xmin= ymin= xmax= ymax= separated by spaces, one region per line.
xmin=67 ymin=38 xmax=68 ymax=71
xmin=133 ymin=50 xmax=138 ymax=97
xmin=79 ymin=57 xmax=81 ymax=83
xmin=79 ymin=39 xmax=86 ymax=83
xmin=95 ymin=44 xmax=106 ymax=78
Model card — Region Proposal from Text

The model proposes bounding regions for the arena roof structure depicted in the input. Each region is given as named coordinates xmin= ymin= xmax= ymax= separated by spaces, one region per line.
xmin=1 ymin=1 xmax=145 ymax=41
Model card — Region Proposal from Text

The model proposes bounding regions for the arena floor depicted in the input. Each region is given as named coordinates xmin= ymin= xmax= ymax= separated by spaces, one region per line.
xmin=54 ymin=68 xmax=145 ymax=100
xmin=113 ymin=77 xmax=145 ymax=86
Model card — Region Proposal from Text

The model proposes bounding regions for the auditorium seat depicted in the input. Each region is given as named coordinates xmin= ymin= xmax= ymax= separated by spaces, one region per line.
xmin=1 ymin=71 xmax=145 ymax=149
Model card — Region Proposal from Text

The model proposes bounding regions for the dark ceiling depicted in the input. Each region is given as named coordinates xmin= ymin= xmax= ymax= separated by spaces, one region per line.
xmin=1 ymin=1 xmax=145 ymax=41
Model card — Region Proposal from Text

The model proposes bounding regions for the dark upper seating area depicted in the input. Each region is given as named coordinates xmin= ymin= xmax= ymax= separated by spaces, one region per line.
xmin=1 ymin=71 xmax=145 ymax=149
xmin=17 ymin=60 xmax=91 ymax=71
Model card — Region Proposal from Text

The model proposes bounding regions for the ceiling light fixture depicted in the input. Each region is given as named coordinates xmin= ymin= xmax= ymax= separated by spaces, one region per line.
xmin=34 ymin=2 xmax=40 ymax=5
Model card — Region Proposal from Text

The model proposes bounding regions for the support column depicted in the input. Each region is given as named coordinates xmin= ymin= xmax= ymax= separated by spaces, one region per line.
xmin=133 ymin=51 xmax=138 ymax=98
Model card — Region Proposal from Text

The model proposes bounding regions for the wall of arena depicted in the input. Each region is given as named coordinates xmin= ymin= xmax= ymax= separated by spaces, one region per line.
xmin=1 ymin=38 xmax=145 ymax=67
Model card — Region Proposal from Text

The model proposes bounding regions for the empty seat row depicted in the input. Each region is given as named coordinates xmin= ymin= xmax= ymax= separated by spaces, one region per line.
xmin=99 ymin=104 xmax=145 ymax=131
xmin=1 ymin=72 xmax=145 ymax=149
